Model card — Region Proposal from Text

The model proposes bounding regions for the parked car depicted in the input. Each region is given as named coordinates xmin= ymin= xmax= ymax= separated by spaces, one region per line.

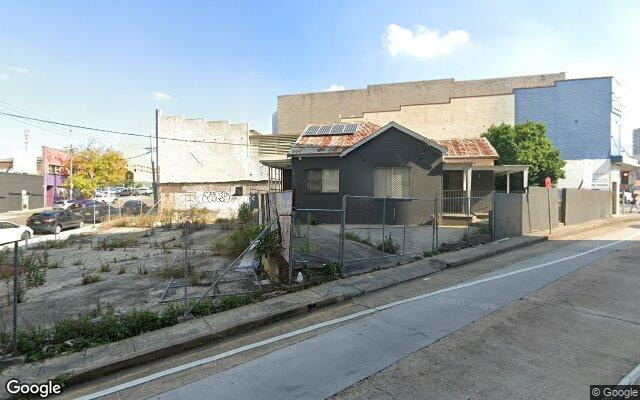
xmin=77 ymin=202 xmax=113 ymax=223
xmin=118 ymin=188 xmax=135 ymax=196
xmin=26 ymin=210 xmax=84 ymax=234
xmin=0 ymin=221 xmax=33 ymax=244
xmin=70 ymin=199 xmax=93 ymax=209
xmin=137 ymin=187 xmax=152 ymax=196
xmin=93 ymin=192 xmax=117 ymax=204
xmin=53 ymin=200 xmax=74 ymax=210
xmin=122 ymin=200 xmax=150 ymax=215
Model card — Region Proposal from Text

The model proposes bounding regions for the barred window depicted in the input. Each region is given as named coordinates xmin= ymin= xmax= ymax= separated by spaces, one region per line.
xmin=305 ymin=169 xmax=339 ymax=193
xmin=374 ymin=167 xmax=411 ymax=198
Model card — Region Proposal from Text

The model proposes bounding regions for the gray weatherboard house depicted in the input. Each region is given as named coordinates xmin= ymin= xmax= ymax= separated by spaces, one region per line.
xmin=283 ymin=122 xmax=446 ymax=224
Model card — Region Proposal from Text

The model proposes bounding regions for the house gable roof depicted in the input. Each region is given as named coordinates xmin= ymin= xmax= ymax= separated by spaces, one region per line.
xmin=435 ymin=138 xmax=498 ymax=159
xmin=289 ymin=121 xmax=447 ymax=157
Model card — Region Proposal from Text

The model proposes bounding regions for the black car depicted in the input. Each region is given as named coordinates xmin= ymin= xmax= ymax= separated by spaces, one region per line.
xmin=122 ymin=200 xmax=150 ymax=215
xmin=118 ymin=188 xmax=135 ymax=196
xmin=26 ymin=210 xmax=84 ymax=234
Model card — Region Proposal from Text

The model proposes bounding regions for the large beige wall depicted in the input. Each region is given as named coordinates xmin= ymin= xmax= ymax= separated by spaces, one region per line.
xmin=276 ymin=73 xmax=565 ymax=135
xmin=157 ymin=111 xmax=268 ymax=184
xmin=340 ymin=94 xmax=514 ymax=139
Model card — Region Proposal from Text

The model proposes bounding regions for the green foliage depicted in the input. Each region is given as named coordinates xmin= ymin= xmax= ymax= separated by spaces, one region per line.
xmin=256 ymin=228 xmax=281 ymax=259
xmin=322 ymin=262 xmax=343 ymax=277
xmin=25 ymin=268 xmax=46 ymax=288
xmin=344 ymin=231 xmax=373 ymax=246
xmin=376 ymin=234 xmax=400 ymax=254
xmin=93 ymin=235 xmax=139 ymax=250
xmin=64 ymin=147 xmax=128 ymax=197
xmin=8 ymin=296 xmax=255 ymax=362
xmin=237 ymin=203 xmax=253 ymax=224
xmin=482 ymin=122 xmax=566 ymax=186
xmin=294 ymin=241 xmax=318 ymax=254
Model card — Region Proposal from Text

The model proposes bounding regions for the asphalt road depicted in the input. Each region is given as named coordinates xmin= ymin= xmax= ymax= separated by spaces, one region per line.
xmin=62 ymin=220 xmax=640 ymax=400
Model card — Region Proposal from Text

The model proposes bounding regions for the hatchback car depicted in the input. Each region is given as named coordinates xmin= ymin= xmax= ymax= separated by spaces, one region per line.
xmin=122 ymin=200 xmax=150 ymax=215
xmin=26 ymin=210 xmax=84 ymax=234
xmin=118 ymin=188 xmax=135 ymax=196
xmin=0 ymin=221 xmax=33 ymax=244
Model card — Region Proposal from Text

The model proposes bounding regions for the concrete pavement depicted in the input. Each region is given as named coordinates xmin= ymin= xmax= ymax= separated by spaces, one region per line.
xmin=61 ymin=220 xmax=640 ymax=400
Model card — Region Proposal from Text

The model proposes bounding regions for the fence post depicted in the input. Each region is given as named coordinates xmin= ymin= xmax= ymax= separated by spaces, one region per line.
xmin=467 ymin=196 xmax=471 ymax=246
xmin=435 ymin=196 xmax=439 ymax=251
xmin=491 ymin=195 xmax=496 ymax=242
xmin=108 ymin=203 xmax=111 ymax=221
xmin=93 ymin=201 xmax=96 ymax=227
xmin=382 ymin=197 xmax=386 ymax=242
xmin=432 ymin=198 xmax=436 ymax=252
xmin=12 ymin=241 xmax=18 ymax=351
xmin=340 ymin=196 xmax=346 ymax=267
xmin=183 ymin=222 xmax=189 ymax=319
xmin=289 ymin=211 xmax=295 ymax=284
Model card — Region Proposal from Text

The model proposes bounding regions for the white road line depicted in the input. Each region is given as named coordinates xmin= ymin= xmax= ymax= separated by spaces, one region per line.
xmin=619 ymin=363 xmax=640 ymax=385
xmin=77 ymin=230 xmax=640 ymax=400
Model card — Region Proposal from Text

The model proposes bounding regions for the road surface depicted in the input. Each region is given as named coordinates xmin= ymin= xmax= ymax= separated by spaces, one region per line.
xmin=62 ymin=220 xmax=640 ymax=400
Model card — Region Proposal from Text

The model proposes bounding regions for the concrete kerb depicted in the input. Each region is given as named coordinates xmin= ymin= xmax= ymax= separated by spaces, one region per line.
xmin=0 ymin=232 xmax=552 ymax=393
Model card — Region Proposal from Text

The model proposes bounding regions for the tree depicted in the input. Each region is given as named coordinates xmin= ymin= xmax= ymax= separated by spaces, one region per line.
xmin=482 ymin=122 xmax=566 ymax=186
xmin=64 ymin=147 xmax=127 ymax=197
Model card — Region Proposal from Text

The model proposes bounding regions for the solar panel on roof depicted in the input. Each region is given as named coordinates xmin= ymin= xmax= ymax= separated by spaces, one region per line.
xmin=344 ymin=123 xmax=359 ymax=133
xmin=317 ymin=125 xmax=332 ymax=135
xmin=304 ymin=125 xmax=320 ymax=135
xmin=330 ymin=124 xmax=345 ymax=134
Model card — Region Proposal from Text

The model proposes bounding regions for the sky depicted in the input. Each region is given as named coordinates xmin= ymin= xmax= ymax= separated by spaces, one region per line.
xmin=1 ymin=0 xmax=639 ymax=163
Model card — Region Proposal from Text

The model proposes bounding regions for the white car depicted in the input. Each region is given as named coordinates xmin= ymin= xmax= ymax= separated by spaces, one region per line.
xmin=53 ymin=200 xmax=74 ymax=210
xmin=93 ymin=192 xmax=117 ymax=204
xmin=0 ymin=221 xmax=33 ymax=245
xmin=137 ymin=187 xmax=152 ymax=196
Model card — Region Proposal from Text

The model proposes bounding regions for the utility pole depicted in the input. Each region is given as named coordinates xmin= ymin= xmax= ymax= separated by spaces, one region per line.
xmin=155 ymin=109 xmax=160 ymax=204
xmin=68 ymin=142 xmax=74 ymax=199
xmin=148 ymin=135 xmax=158 ymax=205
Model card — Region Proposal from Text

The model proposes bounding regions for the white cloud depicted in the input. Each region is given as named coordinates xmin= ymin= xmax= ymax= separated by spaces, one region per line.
xmin=152 ymin=91 xmax=172 ymax=101
xmin=0 ymin=73 xmax=10 ymax=80
xmin=383 ymin=24 xmax=469 ymax=59
xmin=324 ymin=84 xmax=345 ymax=92
xmin=10 ymin=67 xmax=29 ymax=74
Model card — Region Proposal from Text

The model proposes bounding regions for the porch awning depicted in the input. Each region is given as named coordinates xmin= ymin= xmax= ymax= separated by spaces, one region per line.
xmin=443 ymin=164 xmax=529 ymax=172
xmin=260 ymin=158 xmax=292 ymax=169
xmin=611 ymin=155 xmax=639 ymax=170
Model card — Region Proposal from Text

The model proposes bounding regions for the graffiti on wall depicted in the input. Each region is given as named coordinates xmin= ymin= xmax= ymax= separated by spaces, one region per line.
xmin=172 ymin=191 xmax=249 ymax=218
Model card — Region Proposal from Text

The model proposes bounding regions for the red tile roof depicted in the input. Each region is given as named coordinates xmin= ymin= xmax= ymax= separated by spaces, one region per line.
xmin=436 ymin=138 xmax=498 ymax=159
xmin=289 ymin=122 xmax=498 ymax=160
xmin=289 ymin=122 xmax=381 ymax=156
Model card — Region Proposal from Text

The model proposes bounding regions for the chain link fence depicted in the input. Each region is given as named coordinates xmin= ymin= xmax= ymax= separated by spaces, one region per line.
xmin=288 ymin=194 xmax=495 ymax=276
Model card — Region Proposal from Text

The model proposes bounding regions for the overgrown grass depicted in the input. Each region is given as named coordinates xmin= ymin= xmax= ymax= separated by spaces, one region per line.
xmin=9 ymin=295 xmax=255 ymax=362
xmin=211 ymin=205 xmax=262 ymax=258
xmin=93 ymin=235 xmax=139 ymax=250
xmin=30 ymin=234 xmax=91 ymax=250
xmin=344 ymin=231 xmax=373 ymax=246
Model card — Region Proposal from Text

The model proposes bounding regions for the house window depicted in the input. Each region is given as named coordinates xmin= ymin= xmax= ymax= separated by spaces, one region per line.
xmin=48 ymin=164 xmax=62 ymax=174
xmin=374 ymin=167 xmax=411 ymax=198
xmin=305 ymin=169 xmax=339 ymax=193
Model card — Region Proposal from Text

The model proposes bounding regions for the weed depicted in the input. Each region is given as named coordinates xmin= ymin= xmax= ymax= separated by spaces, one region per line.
xmin=94 ymin=235 xmax=139 ymax=250
xmin=82 ymin=274 xmax=103 ymax=285
xmin=376 ymin=234 xmax=400 ymax=254
xmin=7 ymin=295 xmax=255 ymax=362
xmin=72 ymin=258 xmax=85 ymax=267
xmin=294 ymin=241 xmax=318 ymax=254
xmin=137 ymin=266 xmax=149 ymax=275
xmin=322 ymin=262 xmax=343 ymax=277
xmin=118 ymin=266 xmax=126 ymax=275
xmin=344 ymin=231 xmax=373 ymax=246
xmin=100 ymin=263 xmax=111 ymax=273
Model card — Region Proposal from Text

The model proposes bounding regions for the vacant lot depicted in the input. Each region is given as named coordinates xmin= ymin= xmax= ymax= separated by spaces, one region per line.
xmin=0 ymin=223 xmax=256 ymax=330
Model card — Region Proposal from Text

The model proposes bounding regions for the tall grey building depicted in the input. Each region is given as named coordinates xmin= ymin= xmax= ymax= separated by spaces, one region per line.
xmin=634 ymin=128 xmax=640 ymax=159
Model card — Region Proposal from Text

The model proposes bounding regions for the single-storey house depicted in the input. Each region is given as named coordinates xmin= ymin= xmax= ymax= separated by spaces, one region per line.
xmin=260 ymin=121 xmax=529 ymax=221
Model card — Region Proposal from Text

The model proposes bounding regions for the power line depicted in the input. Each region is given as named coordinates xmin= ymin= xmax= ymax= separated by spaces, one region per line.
xmin=0 ymin=101 xmax=145 ymax=148
xmin=0 ymin=110 xmax=254 ymax=147
xmin=127 ymin=151 xmax=152 ymax=160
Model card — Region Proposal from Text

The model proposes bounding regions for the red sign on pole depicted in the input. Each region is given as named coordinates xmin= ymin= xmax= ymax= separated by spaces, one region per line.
xmin=544 ymin=177 xmax=551 ymax=189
